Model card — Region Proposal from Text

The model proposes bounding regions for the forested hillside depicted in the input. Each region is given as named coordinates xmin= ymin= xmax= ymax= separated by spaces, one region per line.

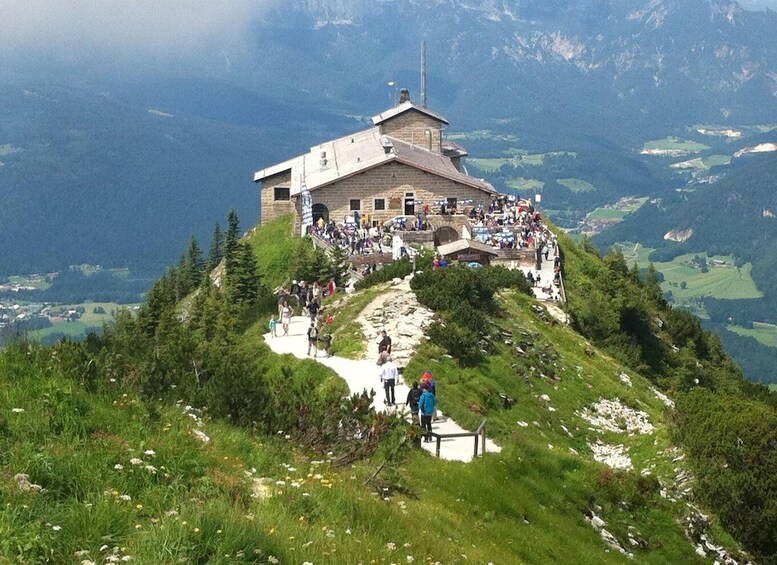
xmin=595 ymin=154 xmax=777 ymax=382
xmin=0 ymin=214 xmax=775 ymax=563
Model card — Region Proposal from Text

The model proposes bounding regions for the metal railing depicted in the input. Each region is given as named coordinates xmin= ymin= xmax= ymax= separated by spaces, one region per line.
xmin=428 ymin=419 xmax=488 ymax=458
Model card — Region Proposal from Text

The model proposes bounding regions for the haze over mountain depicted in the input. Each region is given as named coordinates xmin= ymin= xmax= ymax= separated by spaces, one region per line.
xmin=1 ymin=0 xmax=776 ymax=276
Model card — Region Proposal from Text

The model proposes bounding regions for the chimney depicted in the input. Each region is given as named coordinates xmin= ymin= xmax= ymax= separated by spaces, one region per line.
xmin=399 ymin=88 xmax=411 ymax=104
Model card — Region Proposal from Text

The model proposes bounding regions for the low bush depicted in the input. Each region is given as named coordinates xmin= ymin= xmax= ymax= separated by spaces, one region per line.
xmin=354 ymin=259 xmax=413 ymax=290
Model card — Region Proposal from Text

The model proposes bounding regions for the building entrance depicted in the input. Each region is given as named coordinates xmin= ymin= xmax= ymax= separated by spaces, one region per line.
xmin=312 ymin=203 xmax=329 ymax=224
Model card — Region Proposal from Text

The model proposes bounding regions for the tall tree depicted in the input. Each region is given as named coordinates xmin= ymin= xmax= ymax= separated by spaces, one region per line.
xmin=224 ymin=209 xmax=240 ymax=264
xmin=207 ymin=223 xmax=225 ymax=272
xmin=179 ymin=235 xmax=205 ymax=294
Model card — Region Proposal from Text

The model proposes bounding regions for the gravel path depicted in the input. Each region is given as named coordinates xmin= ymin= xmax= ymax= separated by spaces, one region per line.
xmin=263 ymin=298 xmax=501 ymax=462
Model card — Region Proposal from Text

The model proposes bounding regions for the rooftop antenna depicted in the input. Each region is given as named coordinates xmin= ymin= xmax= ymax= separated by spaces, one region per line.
xmin=420 ymin=41 xmax=428 ymax=108
xmin=388 ymin=77 xmax=399 ymax=105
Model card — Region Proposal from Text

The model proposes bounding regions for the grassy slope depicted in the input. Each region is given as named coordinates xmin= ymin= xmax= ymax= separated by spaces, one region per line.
xmin=246 ymin=214 xmax=309 ymax=290
xmin=727 ymin=322 xmax=777 ymax=347
xmin=404 ymin=290 xmax=723 ymax=563
xmin=0 ymin=293 xmax=715 ymax=565
xmin=0 ymin=217 xmax=743 ymax=563
xmin=643 ymin=137 xmax=711 ymax=152
xmin=619 ymin=244 xmax=762 ymax=305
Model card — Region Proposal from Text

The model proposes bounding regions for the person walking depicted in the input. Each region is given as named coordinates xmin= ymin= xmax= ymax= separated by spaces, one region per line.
xmin=406 ymin=381 xmax=422 ymax=424
xmin=307 ymin=320 xmax=319 ymax=357
xmin=379 ymin=356 xmax=398 ymax=406
xmin=419 ymin=382 xmax=436 ymax=442
xmin=269 ymin=315 xmax=278 ymax=338
xmin=378 ymin=330 xmax=392 ymax=355
xmin=280 ymin=301 xmax=292 ymax=336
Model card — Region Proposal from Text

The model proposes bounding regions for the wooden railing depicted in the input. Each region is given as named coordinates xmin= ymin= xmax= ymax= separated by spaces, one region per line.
xmin=429 ymin=419 xmax=488 ymax=458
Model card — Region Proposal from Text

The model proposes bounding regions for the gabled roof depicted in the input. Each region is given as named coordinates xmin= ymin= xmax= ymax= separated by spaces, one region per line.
xmin=254 ymin=126 xmax=495 ymax=196
xmin=372 ymin=101 xmax=449 ymax=126
xmin=437 ymin=238 xmax=499 ymax=257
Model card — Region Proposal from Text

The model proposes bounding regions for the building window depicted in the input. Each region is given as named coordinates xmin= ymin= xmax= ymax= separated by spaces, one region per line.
xmin=447 ymin=197 xmax=458 ymax=209
xmin=274 ymin=187 xmax=290 ymax=201
xmin=349 ymin=199 xmax=361 ymax=211
xmin=374 ymin=198 xmax=386 ymax=211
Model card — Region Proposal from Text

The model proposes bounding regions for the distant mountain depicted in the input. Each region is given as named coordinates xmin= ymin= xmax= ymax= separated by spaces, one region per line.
xmin=0 ymin=80 xmax=347 ymax=276
xmin=251 ymin=0 xmax=777 ymax=142
xmin=3 ymin=0 xmax=777 ymax=278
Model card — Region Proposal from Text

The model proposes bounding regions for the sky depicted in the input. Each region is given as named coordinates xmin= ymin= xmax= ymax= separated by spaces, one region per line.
xmin=0 ymin=1 xmax=273 ymax=59
xmin=0 ymin=0 xmax=774 ymax=64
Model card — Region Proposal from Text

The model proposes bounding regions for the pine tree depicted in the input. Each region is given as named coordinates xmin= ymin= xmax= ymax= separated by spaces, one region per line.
xmin=207 ymin=223 xmax=225 ymax=272
xmin=329 ymin=245 xmax=350 ymax=289
xmin=223 ymin=209 xmax=242 ymax=298
xmin=176 ymin=235 xmax=205 ymax=296
xmin=224 ymin=209 xmax=240 ymax=264
xmin=233 ymin=243 xmax=260 ymax=303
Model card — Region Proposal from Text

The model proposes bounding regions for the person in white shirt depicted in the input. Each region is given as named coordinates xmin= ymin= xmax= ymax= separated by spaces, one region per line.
xmin=380 ymin=357 xmax=398 ymax=406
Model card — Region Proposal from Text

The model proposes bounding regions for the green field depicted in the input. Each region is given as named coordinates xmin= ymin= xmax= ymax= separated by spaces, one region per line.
xmin=727 ymin=322 xmax=777 ymax=348
xmin=703 ymin=154 xmax=732 ymax=168
xmin=445 ymin=129 xmax=518 ymax=142
xmin=7 ymin=275 xmax=51 ymax=290
xmin=770 ymin=384 xmax=777 ymax=392
xmin=28 ymin=302 xmax=137 ymax=340
xmin=587 ymin=208 xmax=630 ymax=221
xmin=619 ymin=244 xmax=762 ymax=313
xmin=507 ymin=177 xmax=545 ymax=191
xmin=587 ymin=198 xmax=648 ymax=222
xmin=558 ymin=178 xmax=597 ymax=193
xmin=470 ymin=149 xmax=576 ymax=172
xmin=468 ymin=157 xmax=510 ymax=172
xmin=643 ymin=136 xmax=711 ymax=153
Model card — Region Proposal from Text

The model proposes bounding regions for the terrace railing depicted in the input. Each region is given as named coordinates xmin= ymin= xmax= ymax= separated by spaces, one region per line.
xmin=429 ymin=419 xmax=488 ymax=459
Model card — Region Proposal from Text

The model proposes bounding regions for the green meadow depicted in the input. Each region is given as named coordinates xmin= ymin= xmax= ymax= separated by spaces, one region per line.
xmin=727 ymin=322 xmax=777 ymax=348
xmin=619 ymin=244 xmax=762 ymax=311
xmin=559 ymin=178 xmax=597 ymax=193
xmin=642 ymin=137 xmax=710 ymax=153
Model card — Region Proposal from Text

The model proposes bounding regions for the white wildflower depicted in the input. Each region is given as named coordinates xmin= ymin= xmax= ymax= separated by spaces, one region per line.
xmin=114 ymin=464 xmax=124 ymax=470
xmin=268 ymin=557 xmax=279 ymax=564
xmin=143 ymin=449 xmax=155 ymax=457
xmin=144 ymin=465 xmax=157 ymax=474
xmin=11 ymin=408 xmax=25 ymax=413
xmin=386 ymin=542 xmax=396 ymax=551
xmin=118 ymin=494 xmax=131 ymax=501
xmin=192 ymin=429 xmax=210 ymax=443
xmin=51 ymin=525 xmax=62 ymax=531
xmin=407 ymin=556 xmax=414 ymax=563
xmin=129 ymin=458 xmax=143 ymax=466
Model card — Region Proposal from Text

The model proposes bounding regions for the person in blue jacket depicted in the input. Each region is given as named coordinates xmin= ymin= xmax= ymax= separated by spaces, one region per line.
xmin=418 ymin=381 xmax=436 ymax=443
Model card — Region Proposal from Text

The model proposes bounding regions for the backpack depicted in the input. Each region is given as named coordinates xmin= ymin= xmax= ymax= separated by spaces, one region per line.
xmin=308 ymin=326 xmax=318 ymax=339
xmin=409 ymin=388 xmax=422 ymax=407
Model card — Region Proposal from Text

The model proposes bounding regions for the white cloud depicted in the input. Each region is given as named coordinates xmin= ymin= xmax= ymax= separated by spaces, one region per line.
xmin=0 ymin=0 xmax=273 ymax=56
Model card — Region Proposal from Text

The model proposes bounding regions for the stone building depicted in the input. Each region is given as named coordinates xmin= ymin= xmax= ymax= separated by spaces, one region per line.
xmin=253 ymin=90 xmax=496 ymax=238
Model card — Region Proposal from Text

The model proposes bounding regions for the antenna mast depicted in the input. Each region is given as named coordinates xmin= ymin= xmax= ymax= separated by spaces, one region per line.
xmin=421 ymin=41 xmax=427 ymax=108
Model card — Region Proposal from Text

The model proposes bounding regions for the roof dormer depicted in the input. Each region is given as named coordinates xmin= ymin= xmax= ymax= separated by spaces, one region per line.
xmin=371 ymin=90 xmax=448 ymax=152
